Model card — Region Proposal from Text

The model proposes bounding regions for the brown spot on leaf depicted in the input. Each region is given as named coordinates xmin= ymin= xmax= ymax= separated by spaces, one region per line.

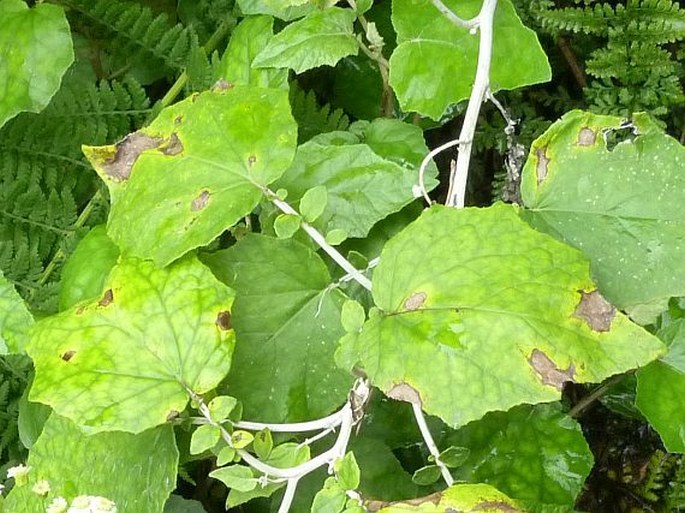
xmin=103 ymin=133 xmax=162 ymax=181
xmin=535 ymin=147 xmax=550 ymax=184
xmin=387 ymin=382 xmax=422 ymax=406
xmin=76 ymin=305 xmax=86 ymax=315
xmin=404 ymin=291 xmax=427 ymax=311
xmin=574 ymin=290 xmax=616 ymax=332
xmin=161 ymin=133 xmax=183 ymax=156
xmin=61 ymin=350 xmax=76 ymax=362
xmin=528 ymin=349 xmax=575 ymax=390
xmin=191 ymin=190 xmax=210 ymax=211
xmin=577 ymin=127 xmax=596 ymax=146
xmin=174 ymin=115 xmax=183 ymax=125
xmin=98 ymin=289 xmax=114 ymax=307
xmin=213 ymin=79 xmax=234 ymax=91
xmin=473 ymin=501 xmax=521 ymax=512
xmin=216 ymin=311 xmax=232 ymax=331
xmin=166 ymin=410 xmax=180 ymax=422
xmin=247 ymin=155 xmax=257 ymax=167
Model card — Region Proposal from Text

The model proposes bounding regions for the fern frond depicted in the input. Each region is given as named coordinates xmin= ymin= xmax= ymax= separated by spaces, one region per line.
xmin=289 ymin=85 xmax=350 ymax=143
xmin=0 ymin=72 xmax=150 ymax=312
xmin=535 ymin=4 xmax=614 ymax=35
xmin=60 ymin=0 xmax=202 ymax=71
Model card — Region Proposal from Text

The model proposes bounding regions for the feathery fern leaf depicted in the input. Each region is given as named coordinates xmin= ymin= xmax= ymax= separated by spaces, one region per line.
xmin=289 ymin=84 xmax=350 ymax=143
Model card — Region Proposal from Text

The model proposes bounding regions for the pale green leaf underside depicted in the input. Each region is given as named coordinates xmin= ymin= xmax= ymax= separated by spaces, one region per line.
xmin=377 ymin=483 xmax=521 ymax=512
xmin=216 ymin=16 xmax=289 ymax=89
xmin=204 ymin=235 xmax=353 ymax=422
xmin=521 ymin=111 xmax=685 ymax=310
xmin=253 ymin=7 xmax=358 ymax=73
xmin=337 ymin=204 xmax=663 ymax=428
xmin=4 ymin=414 xmax=178 ymax=513
xmin=447 ymin=403 xmax=593 ymax=508
xmin=27 ymin=256 xmax=235 ymax=433
xmin=236 ymin=0 xmax=314 ymax=20
xmin=0 ymin=271 xmax=33 ymax=353
xmin=83 ymin=87 xmax=297 ymax=267
xmin=389 ymin=0 xmax=551 ymax=120
xmin=0 ymin=0 xmax=74 ymax=128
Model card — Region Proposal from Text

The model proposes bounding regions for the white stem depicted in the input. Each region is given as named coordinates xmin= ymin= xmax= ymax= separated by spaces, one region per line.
xmin=417 ymin=138 xmax=464 ymax=205
xmin=233 ymin=409 xmax=343 ymax=433
xmin=268 ymin=190 xmax=372 ymax=291
xmin=277 ymin=478 xmax=300 ymax=513
xmin=430 ymin=0 xmax=478 ymax=29
xmin=445 ymin=0 xmax=498 ymax=208
xmin=411 ymin=403 xmax=454 ymax=487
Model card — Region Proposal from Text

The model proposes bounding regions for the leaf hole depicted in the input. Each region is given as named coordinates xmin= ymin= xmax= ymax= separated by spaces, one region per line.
xmin=603 ymin=122 xmax=638 ymax=151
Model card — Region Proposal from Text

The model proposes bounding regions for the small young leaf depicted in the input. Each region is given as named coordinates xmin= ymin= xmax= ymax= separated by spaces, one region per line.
xmin=435 ymin=446 xmax=470 ymax=468
xmin=274 ymin=214 xmax=301 ymax=239
xmin=254 ymin=428 xmax=274 ymax=460
xmin=190 ymin=424 xmax=221 ymax=455
xmin=299 ymin=186 xmax=328 ymax=222
xmin=208 ymin=395 xmax=238 ymax=422
xmin=311 ymin=477 xmax=347 ymax=513
xmin=325 ymin=229 xmax=348 ymax=246
xmin=231 ymin=430 xmax=254 ymax=449
xmin=354 ymin=0 xmax=373 ymax=14
xmin=341 ymin=300 xmax=366 ymax=334
xmin=411 ymin=465 xmax=442 ymax=486
xmin=216 ymin=446 xmax=237 ymax=466
xmin=335 ymin=452 xmax=361 ymax=491
xmin=209 ymin=465 xmax=258 ymax=492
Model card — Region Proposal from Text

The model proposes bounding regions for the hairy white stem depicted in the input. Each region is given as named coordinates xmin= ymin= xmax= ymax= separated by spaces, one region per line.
xmin=430 ymin=0 xmax=478 ymax=29
xmin=445 ymin=0 xmax=498 ymax=207
xmin=411 ymin=403 xmax=454 ymax=487
xmin=267 ymin=190 xmax=372 ymax=291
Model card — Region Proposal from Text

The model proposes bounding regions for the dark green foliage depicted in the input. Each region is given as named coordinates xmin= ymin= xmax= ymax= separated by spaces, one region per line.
xmin=289 ymin=84 xmax=350 ymax=143
xmin=59 ymin=0 xmax=203 ymax=73
xmin=532 ymin=0 xmax=685 ymax=118
xmin=0 ymin=73 xmax=150 ymax=312
xmin=638 ymin=451 xmax=685 ymax=511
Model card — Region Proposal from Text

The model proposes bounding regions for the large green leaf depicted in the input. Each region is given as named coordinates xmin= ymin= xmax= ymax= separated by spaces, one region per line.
xmin=521 ymin=111 xmax=685 ymax=312
xmin=636 ymin=319 xmax=685 ymax=453
xmin=389 ymin=0 xmax=551 ymax=120
xmin=446 ymin=403 xmax=593 ymax=510
xmin=203 ymin=234 xmax=352 ymax=422
xmin=337 ymin=204 xmax=664 ymax=428
xmin=275 ymin=119 xmax=437 ymax=240
xmin=0 ymin=0 xmax=74 ymax=128
xmin=375 ymin=484 xmax=524 ymax=512
xmin=83 ymin=87 xmax=297 ymax=267
xmin=0 ymin=271 xmax=33 ymax=353
xmin=253 ymin=7 xmax=358 ymax=73
xmin=4 ymin=414 xmax=178 ymax=513
xmin=27 ymin=256 xmax=235 ymax=433
xmin=215 ymin=16 xmax=289 ymax=89
xmin=237 ymin=0 xmax=314 ymax=20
